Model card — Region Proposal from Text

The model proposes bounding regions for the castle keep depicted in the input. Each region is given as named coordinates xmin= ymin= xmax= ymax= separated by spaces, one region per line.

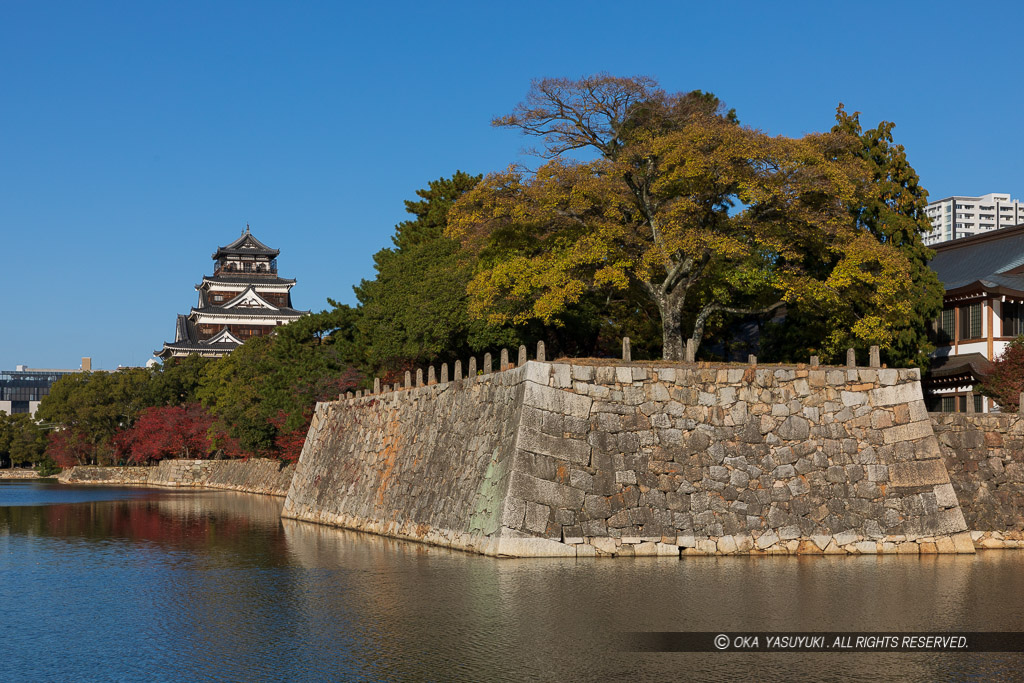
xmin=156 ymin=226 xmax=307 ymax=359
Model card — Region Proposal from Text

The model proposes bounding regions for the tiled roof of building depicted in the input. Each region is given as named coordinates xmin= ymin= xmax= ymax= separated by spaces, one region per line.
xmin=190 ymin=305 xmax=307 ymax=318
xmin=930 ymin=224 xmax=1024 ymax=290
xmin=200 ymin=274 xmax=296 ymax=286
xmin=211 ymin=228 xmax=280 ymax=260
xmin=926 ymin=352 xmax=993 ymax=380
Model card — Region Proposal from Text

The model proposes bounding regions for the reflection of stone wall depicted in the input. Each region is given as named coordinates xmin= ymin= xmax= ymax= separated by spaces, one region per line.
xmin=59 ymin=458 xmax=294 ymax=497
xmin=932 ymin=413 xmax=1024 ymax=548
xmin=285 ymin=360 xmax=975 ymax=556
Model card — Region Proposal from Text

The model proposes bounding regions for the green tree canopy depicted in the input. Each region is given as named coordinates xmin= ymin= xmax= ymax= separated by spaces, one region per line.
xmin=36 ymin=368 xmax=152 ymax=465
xmin=354 ymin=171 xmax=522 ymax=373
xmin=448 ymin=74 xmax=918 ymax=361
xmin=0 ymin=413 xmax=48 ymax=469
xmin=198 ymin=308 xmax=362 ymax=456
xmin=763 ymin=106 xmax=943 ymax=366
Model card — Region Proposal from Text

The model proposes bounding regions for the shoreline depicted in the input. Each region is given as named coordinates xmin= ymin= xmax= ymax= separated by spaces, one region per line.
xmin=58 ymin=458 xmax=295 ymax=498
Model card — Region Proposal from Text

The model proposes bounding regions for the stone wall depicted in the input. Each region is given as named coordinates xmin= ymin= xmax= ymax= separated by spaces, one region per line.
xmin=283 ymin=369 xmax=530 ymax=556
xmin=0 ymin=469 xmax=47 ymax=480
xmin=284 ymin=360 xmax=975 ymax=556
xmin=932 ymin=412 xmax=1024 ymax=548
xmin=59 ymin=458 xmax=295 ymax=497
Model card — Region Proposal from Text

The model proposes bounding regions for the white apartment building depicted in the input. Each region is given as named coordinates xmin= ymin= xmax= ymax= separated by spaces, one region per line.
xmin=923 ymin=192 xmax=1024 ymax=245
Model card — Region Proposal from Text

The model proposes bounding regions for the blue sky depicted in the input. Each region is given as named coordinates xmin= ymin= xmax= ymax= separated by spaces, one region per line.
xmin=2 ymin=1 xmax=1022 ymax=370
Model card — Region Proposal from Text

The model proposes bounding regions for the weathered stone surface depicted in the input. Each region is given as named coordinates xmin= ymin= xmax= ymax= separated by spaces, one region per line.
xmin=516 ymin=426 xmax=591 ymax=465
xmin=61 ymin=458 xmax=294 ymax=496
xmin=889 ymin=460 xmax=950 ymax=487
xmin=281 ymin=360 xmax=971 ymax=557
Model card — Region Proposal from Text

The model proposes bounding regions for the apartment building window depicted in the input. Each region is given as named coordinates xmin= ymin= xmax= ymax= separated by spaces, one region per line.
xmin=1005 ymin=301 xmax=1024 ymax=337
xmin=960 ymin=302 xmax=983 ymax=340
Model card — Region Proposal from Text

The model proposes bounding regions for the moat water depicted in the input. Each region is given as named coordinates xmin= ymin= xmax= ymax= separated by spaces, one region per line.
xmin=2 ymin=480 xmax=1024 ymax=681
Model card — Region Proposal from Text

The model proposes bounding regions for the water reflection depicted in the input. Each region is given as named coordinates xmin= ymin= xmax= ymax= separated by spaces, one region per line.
xmin=2 ymin=481 xmax=1024 ymax=681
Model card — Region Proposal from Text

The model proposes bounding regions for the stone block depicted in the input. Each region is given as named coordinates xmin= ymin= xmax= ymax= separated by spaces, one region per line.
xmin=523 ymin=382 xmax=593 ymax=419
xmin=615 ymin=366 xmax=633 ymax=384
xmin=870 ymin=382 xmax=922 ymax=407
xmin=889 ymin=460 xmax=950 ymax=487
xmin=833 ymin=530 xmax=858 ymax=546
xmin=634 ymin=542 xmax=659 ymax=556
xmin=933 ymin=506 xmax=967 ymax=535
xmin=777 ymin=416 xmax=810 ymax=440
xmin=524 ymin=502 xmax=551 ymax=534
xmin=516 ymin=426 xmax=591 ymax=465
xmin=798 ymin=539 xmax=823 ymax=554
xmin=501 ymin=497 xmax=527 ymax=529
xmin=676 ymin=532 xmax=696 ymax=548
xmin=881 ymin=420 xmax=934 ymax=444
xmin=571 ymin=364 xmax=595 ymax=382
xmin=952 ymin=532 xmax=976 ymax=554
xmin=493 ymin=536 xmax=578 ymax=557
xmin=841 ymin=391 xmax=867 ymax=407
xmin=552 ymin=363 xmax=572 ymax=389
xmin=933 ymin=483 xmax=958 ymax=508
xmin=562 ymin=525 xmax=585 ymax=544
xmin=695 ymin=538 xmax=717 ymax=554
xmin=615 ymin=470 xmax=637 ymax=485
xmin=853 ymin=540 xmax=878 ymax=554
xmin=507 ymin=471 xmax=585 ymax=510
xmin=590 ymin=537 xmax=617 ymax=555
xmin=755 ymin=530 xmax=779 ymax=550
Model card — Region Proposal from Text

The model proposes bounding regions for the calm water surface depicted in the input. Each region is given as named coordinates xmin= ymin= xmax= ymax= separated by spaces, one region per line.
xmin=2 ymin=479 xmax=1024 ymax=681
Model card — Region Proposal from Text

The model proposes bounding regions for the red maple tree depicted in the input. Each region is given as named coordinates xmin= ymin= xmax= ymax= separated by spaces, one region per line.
xmin=981 ymin=337 xmax=1024 ymax=411
xmin=48 ymin=429 xmax=93 ymax=468
xmin=115 ymin=403 xmax=215 ymax=464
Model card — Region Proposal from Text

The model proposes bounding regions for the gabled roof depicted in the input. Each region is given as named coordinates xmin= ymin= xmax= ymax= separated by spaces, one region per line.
xmin=204 ymin=328 xmax=244 ymax=345
xmin=211 ymin=227 xmax=280 ymax=260
xmin=220 ymin=286 xmax=279 ymax=311
xmin=156 ymin=318 xmax=244 ymax=358
xmin=930 ymin=223 xmax=1024 ymax=291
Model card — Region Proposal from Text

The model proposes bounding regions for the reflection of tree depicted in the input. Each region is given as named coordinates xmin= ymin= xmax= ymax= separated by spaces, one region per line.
xmin=1 ymin=492 xmax=290 ymax=566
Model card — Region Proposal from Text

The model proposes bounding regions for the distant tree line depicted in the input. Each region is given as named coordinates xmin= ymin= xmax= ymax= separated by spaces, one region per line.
xmin=9 ymin=74 xmax=942 ymax=473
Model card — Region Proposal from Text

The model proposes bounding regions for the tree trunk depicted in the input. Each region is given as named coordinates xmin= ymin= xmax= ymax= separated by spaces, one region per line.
xmin=661 ymin=304 xmax=685 ymax=361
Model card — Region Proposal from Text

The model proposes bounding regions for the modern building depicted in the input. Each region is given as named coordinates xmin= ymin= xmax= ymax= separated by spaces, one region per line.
xmin=155 ymin=227 xmax=308 ymax=360
xmin=0 ymin=358 xmax=91 ymax=415
xmin=925 ymin=224 xmax=1024 ymax=412
xmin=923 ymin=193 xmax=1024 ymax=246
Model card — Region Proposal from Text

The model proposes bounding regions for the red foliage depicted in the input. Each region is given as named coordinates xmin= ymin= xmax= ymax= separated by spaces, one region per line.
xmin=116 ymin=403 xmax=215 ymax=464
xmin=208 ymin=424 xmax=246 ymax=460
xmin=48 ymin=429 xmax=93 ymax=468
xmin=981 ymin=337 xmax=1024 ymax=411
xmin=380 ymin=361 xmax=416 ymax=388
xmin=269 ymin=410 xmax=311 ymax=463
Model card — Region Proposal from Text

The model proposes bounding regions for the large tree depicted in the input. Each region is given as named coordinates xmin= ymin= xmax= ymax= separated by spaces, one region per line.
xmin=36 ymin=368 xmax=152 ymax=465
xmin=354 ymin=171 xmax=521 ymax=373
xmin=447 ymin=75 xmax=918 ymax=361
xmin=198 ymin=309 xmax=362 ymax=457
xmin=763 ymin=107 xmax=942 ymax=366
